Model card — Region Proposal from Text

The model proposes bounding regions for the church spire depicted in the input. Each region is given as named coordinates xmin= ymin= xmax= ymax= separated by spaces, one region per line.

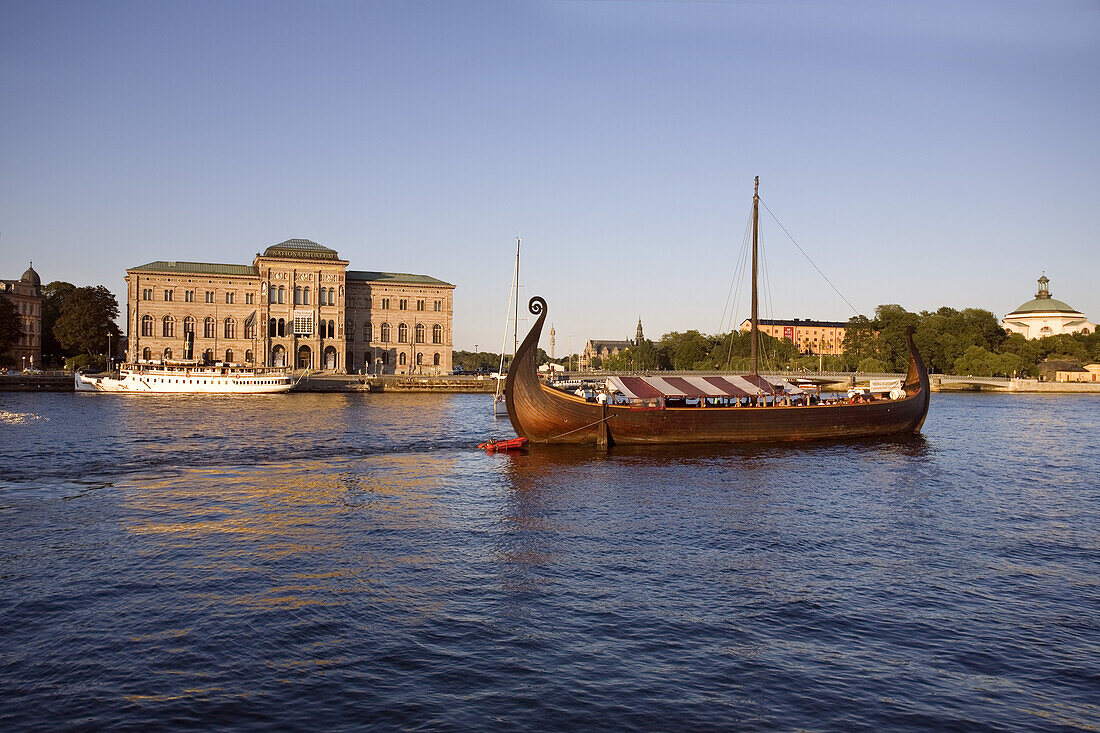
xmin=635 ymin=317 xmax=644 ymax=346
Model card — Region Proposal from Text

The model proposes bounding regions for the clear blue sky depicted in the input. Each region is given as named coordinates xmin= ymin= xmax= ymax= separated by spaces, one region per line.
xmin=2 ymin=0 xmax=1097 ymax=352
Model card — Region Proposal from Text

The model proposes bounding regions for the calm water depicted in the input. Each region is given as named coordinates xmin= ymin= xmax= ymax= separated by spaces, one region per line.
xmin=1 ymin=391 xmax=1097 ymax=731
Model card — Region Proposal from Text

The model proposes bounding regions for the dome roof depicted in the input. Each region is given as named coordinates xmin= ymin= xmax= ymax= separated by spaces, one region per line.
xmin=20 ymin=263 xmax=40 ymax=287
xmin=1006 ymin=273 xmax=1081 ymax=315
xmin=262 ymin=238 xmax=339 ymax=260
xmin=1007 ymin=297 xmax=1079 ymax=315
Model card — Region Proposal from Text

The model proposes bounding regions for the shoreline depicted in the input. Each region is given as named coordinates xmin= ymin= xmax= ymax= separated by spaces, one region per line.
xmin=4 ymin=373 xmax=1099 ymax=395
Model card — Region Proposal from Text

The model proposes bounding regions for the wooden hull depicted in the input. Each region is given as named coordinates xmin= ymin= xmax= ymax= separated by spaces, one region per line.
xmin=505 ymin=297 xmax=930 ymax=446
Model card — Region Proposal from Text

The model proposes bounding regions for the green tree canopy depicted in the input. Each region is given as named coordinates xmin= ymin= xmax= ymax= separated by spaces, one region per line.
xmin=0 ymin=297 xmax=22 ymax=357
xmin=41 ymin=281 xmax=76 ymax=363
xmin=53 ymin=286 xmax=121 ymax=357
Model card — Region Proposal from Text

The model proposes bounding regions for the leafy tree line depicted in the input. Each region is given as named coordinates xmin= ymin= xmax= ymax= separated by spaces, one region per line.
xmin=471 ymin=304 xmax=1098 ymax=377
xmin=41 ymin=281 xmax=122 ymax=369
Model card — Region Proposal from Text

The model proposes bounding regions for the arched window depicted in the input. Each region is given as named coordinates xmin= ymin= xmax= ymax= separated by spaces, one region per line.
xmin=244 ymin=319 xmax=255 ymax=339
xmin=184 ymin=316 xmax=195 ymax=335
xmin=224 ymin=318 xmax=235 ymax=339
xmin=398 ymin=323 xmax=408 ymax=343
xmin=433 ymin=324 xmax=442 ymax=344
xmin=365 ymin=323 xmax=372 ymax=342
xmin=416 ymin=352 xmax=423 ymax=365
xmin=163 ymin=348 xmax=172 ymax=360
xmin=433 ymin=353 xmax=441 ymax=366
xmin=328 ymin=288 xmax=335 ymax=305
xmin=328 ymin=320 xmax=335 ymax=338
xmin=204 ymin=317 xmax=216 ymax=338
xmin=303 ymin=287 xmax=310 ymax=305
xmin=278 ymin=318 xmax=285 ymax=337
xmin=278 ymin=285 xmax=285 ymax=304
xmin=203 ymin=349 xmax=214 ymax=363
xmin=162 ymin=316 xmax=174 ymax=337
xmin=225 ymin=349 xmax=233 ymax=363
xmin=141 ymin=314 xmax=154 ymax=337
xmin=415 ymin=323 xmax=425 ymax=343
xmin=399 ymin=352 xmax=407 ymax=366
xmin=294 ymin=286 xmax=302 ymax=305
xmin=245 ymin=349 xmax=253 ymax=363
xmin=380 ymin=323 xmax=390 ymax=343
xmin=142 ymin=347 xmax=151 ymax=361
xmin=268 ymin=285 xmax=276 ymax=303
xmin=269 ymin=318 xmax=277 ymax=337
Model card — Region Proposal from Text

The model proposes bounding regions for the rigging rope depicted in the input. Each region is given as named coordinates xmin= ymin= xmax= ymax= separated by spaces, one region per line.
xmin=759 ymin=198 xmax=860 ymax=316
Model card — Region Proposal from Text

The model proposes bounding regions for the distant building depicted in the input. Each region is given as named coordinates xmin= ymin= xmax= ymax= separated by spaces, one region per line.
xmin=1003 ymin=274 xmax=1094 ymax=339
xmin=579 ymin=318 xmax=645 ymax=370
xmin=1053 ymin=363 xmax=1100 ymax=383
xmin=739 ymin=318 xmax=848 ymax=355
xmin=1 ymin=263 xmax=42 ymax=368
xmin=125 ymin=239 xmax=454 ymax=374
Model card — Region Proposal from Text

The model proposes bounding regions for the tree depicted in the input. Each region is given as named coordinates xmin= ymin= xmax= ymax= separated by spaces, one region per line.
xmin=0 ymin=297 xmax=22 ymax=357
xmin=857 ymin=357 xmax=888 ymax=373
xmin=53 ymin=286 xmax=121 ymax=357
xmin=659 ymin=331 xmax=712 ymax=370
xmin=41 ymin=281 xmax=76 ymax=364
xmin=842 ymin=315 xmax=877 ymax=369
xmin=874 ymin=304 xmax=920 ymax=373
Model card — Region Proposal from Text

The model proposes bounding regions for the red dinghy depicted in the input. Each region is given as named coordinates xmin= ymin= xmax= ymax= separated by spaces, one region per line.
xmin=479 ymin=437 xmax=529 ymax=452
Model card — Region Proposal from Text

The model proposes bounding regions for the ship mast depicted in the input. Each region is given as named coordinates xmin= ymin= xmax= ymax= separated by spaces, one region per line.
xmin=751 ymin=175 xmax=759 ymax=376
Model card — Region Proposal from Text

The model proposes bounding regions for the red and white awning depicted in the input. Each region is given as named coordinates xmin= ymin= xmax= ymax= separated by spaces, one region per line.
xmin=605 ymin=375 xmax=805 ymax=399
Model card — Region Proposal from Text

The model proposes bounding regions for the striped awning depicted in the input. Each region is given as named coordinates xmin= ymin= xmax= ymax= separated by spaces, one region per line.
xmin=606 ymin=375 xmax=805 ymax=399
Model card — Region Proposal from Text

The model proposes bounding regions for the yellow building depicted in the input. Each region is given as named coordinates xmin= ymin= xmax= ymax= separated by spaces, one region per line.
xmin=739 ymin=318 xmax=848 ymax=355
xmin=126 ymin=239 xmax=454 ymax=375
xmin=1 ymin=264 xmax=42 ymax=369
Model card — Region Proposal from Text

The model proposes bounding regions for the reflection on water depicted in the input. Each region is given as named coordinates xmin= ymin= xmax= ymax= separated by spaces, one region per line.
xmin=0 ymin=392 xmax=1098 ymax=730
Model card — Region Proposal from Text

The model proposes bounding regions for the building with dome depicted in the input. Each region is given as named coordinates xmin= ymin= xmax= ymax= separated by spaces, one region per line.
xmin=1 ymin=263 xmax=43 ymax=368
xmin=1002 ymin=274 xmax=1094 ymax=340
xmin=125 ymin=239 xmax=454 ymax=374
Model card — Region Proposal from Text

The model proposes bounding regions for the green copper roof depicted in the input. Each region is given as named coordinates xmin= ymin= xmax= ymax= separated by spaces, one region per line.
xmin=347 ymin=270 xmax=453 ymax=287
xmin=1006 ymin=297 xmax=1080 ymax=315
xmin=262 ymin=238 xmax=340 ymax=260
xmin=129 ymin=261 xmax=258 ymax=276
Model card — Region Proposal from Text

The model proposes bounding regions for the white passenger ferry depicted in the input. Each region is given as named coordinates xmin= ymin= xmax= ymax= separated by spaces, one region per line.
xmin=74 ymin=360 xmax=295 ymax=394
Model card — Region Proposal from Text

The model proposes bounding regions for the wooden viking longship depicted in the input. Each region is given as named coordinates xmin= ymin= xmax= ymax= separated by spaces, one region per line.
xmin=504 ymin=178 xmax=930 ymax=447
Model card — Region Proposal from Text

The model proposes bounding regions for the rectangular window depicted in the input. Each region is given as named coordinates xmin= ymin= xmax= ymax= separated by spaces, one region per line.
xmin=293 ymin=311 xmax=313 ymax=336
xmin=206 ymin=291 xmax=214 ymax=303
xmin=434 ymin=300 xmax=442 ymax=312
xmin=399 ymin=299 xmax=407 ymax=310
xmin=245 ymin=292 xmax=254 ymax=305
xmin=225 ymin=292 xmax=234 ymax=304
xmin=381 ymin=298 xmax=389 ymax=310
xmin=142 ymin=288 xmax=152 ymax=301
xmin=417 ymin=300 xmax=424 ymax=311
xmin=164 ymin=290 xmax=173 ymax=301
xmin=185 ymin=290 xmax=195 ymax=302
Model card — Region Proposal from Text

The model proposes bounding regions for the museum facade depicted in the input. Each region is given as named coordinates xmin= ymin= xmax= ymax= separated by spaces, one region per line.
xmin=126 ymin=239 xmax=454 ymax=375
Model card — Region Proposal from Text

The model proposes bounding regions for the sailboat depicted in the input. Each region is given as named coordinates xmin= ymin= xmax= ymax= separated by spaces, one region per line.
xmin=503 ymin=177 xmax=930 ymax=446
xmin=494 ymin=237 xmax=521 ymax=417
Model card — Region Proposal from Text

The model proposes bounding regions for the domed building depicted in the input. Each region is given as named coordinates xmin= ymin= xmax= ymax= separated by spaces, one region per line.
xmin=1003 ymin=274 xmax=1094 ymax=339
xmin=1 ymin=262 xmax=43 ymax=368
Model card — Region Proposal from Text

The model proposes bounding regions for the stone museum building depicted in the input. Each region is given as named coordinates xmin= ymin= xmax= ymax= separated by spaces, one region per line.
xmin=1 ymin=263 xmax=43 ymax=369
xmin=125 ymin=239 xmax=454 ymax=375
